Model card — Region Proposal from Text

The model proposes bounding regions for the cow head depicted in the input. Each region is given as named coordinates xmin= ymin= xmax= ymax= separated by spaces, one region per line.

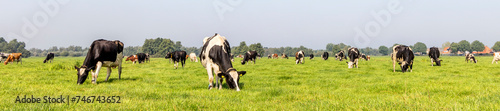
xmin=400 ymin=62 xmax=410 ymax=73
xmin=347 ymin=61 xmax=354 ymax=68
xmin=217 ymin=70 xmax=247 ymax=91
xmin=74 ymin=66 xmax=94 ymax=84
xmin=43 ymin=60 xmax=48 ymax=63
xmin=165 ymin=52 xmax=172 ymax=59
xmin=435 ymin=59 xmax=442 ymax=66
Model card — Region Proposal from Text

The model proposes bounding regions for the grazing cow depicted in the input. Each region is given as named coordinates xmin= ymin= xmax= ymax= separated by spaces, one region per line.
xmin=347 ymin=48 xmax=360 ymax=68
xmin=335 ymin=51 xmax=347 ymax=61
xmin=465 ymin=53 xmax=477 ymax=63
xmin=200 ymin=33 xmax=247 ymax=91
xmin=4 ymin=53 xmax=22 ymax=65
xmin=282 ymin=54 xmax=289 ymax=59
xmin=309 ymin=54 xmax=314 ymax=60
xmin=322 ymin=52 xmax=329 ymax=60
xmin=360 ymin=54 xmax=370 ymax=61
xmin=428 ymin=47 xmax=442 ymax=66
xmin=272 ymin=53 xmax=279 ymax=59
xmin=74 ymin=39 xmax=124 ymax=84
xmin=165 ymin=51 xmax=187 ymax=69
xmin=126 ymin=55 xmax=138 ymax=64
xmin=43 ymin=53 xmax=55 ymax=63
xmin=189 ymin=53 xmax=198 ymax=62
xmin=267 ymin=54 xmax=272 ymax=59
xmin=295 ymin=51 xmax=305 ymax=64
xmin=136 ymin=53 xmax=147 ymax=63
xmin=241 ymin=51 xmax=258 ymax=65
xmin=392 ymin=45 xmax=414 ymax=72
xmin=493 ymin=52 xmax=500 ymax=64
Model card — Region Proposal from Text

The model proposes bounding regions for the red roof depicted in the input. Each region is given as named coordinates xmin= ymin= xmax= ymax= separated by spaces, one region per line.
xmin=472 ymin=46 xmax=493 ymax=54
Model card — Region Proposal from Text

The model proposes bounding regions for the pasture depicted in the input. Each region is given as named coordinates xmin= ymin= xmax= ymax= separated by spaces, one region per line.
xmin=1 ymin=56 xmax=500 ymax=110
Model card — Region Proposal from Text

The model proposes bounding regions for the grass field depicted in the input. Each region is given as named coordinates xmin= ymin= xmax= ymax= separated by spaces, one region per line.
xmin=1 ymin=56 xmax=500 ymax=110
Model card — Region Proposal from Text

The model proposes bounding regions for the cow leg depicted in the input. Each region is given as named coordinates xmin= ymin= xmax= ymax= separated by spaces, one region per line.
xmin=93 ymin=62 xmax=103 ymax=84
xmin=393 ymin=60 xmax=396 ymax=72
xmin=206 ymin=64 xmax=214 ymax=90
xmin=105 ymin=67 xmax=112 ymax=81
xmin=182 ymin=59 xmax=185 ymax=68
xmin=356 ymin=59 xmax=359 ymax=68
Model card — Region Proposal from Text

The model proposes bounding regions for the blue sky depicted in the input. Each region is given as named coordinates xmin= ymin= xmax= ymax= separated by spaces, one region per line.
xmin=0 ymin=0 xmax=499 ymax=50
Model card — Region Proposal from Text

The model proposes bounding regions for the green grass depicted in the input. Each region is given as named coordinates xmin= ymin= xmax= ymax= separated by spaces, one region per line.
xmin=1 ymin=56 xmax=500 ymax=110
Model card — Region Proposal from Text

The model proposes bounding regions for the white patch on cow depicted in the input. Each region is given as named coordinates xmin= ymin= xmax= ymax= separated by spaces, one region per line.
xmin=90 ymin=52 xmax=123 ymax=84
xmin=493 ymin=52 xmax=500 ymax=64
xmin=79 ymin=68 xmax=86 ymax=76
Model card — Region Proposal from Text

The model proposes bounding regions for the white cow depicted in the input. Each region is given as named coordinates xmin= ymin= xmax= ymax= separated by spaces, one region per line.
xmin=493 ymin=52 xmax=500 ymax=64
xmin=189 ymin=53 xmax=198 ymax=62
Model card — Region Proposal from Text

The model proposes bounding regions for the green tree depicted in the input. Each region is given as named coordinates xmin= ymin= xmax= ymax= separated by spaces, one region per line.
xmin=174 ymin=41 xmax=182 ymax=51
xmin=249 ymin=43 xmax=264 ymax=56
xmin=237 ymin=41 xmax=248 ymax=55
xmin=492 ymin=41 xmax=500 ymax=52
xmin=326 ymin=43 xmax=334 ymax=51
xmin=332 ymin=44 xmax=341 ymax=53
xmin=378 ymin=46 xmax=389 ymax=55
xmin=458 ymin=40 xmax=471 ymax=52
xmin=450 ymin=42 xmax=459 ymax=54
xmin=470 ymin=40 xmax=485 ymax=52
xmin=413 ymin=42 xmax=427 ymax=54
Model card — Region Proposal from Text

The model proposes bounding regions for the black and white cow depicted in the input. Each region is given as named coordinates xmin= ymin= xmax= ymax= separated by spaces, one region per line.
xmin=295 ymin=51 xmax=305 ymax=64
xmin=392 ymin=45 xmax=414 ymax=72
xmin=360 ymin=54 xmax=370 ymax=61
xmin=241 ymin=51 xmax=258 ymax=65
xmin=43 ymin=53 xmax=55 ymax=63
xmin=428 ymin=47 xmax=442 ymax=66
xmin=165 ymin=51 xmax=187 ymax=69
xmin=145 ymin=53 xmax=150 ymax=63
xmin=200 ymin=33 xmax=247 ymax=91
xmin=465 ymin=53 xmax=477 ymax=63
xmin=322 ymin=52 xmax=329 ymax=60
xmin=347 ymin=48 xmax=360 ymax=68
xmin=74 ymin=39 xmax=124 ymax=84
xmin=309 ymin=54 xmax=314 ymax=60
xmin=136 ymin=53 xmax=147 ymax=64
xmin=335 ymin=51 xmax=347 ymax=61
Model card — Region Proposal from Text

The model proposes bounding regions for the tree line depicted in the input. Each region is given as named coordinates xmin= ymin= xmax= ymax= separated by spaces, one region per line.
xmin=0 ymin=37 xmax=31 ymax=58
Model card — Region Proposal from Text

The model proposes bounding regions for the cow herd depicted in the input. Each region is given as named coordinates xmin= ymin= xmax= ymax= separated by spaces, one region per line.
xmin=1 ymin=34 xmax=499 ymax=91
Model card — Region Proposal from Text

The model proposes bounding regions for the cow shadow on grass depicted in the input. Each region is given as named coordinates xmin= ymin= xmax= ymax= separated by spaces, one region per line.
xmin=216 ymin=82 xmax=245 ymax=90
xmin=104 ymin=77 xmax=138 ymax=83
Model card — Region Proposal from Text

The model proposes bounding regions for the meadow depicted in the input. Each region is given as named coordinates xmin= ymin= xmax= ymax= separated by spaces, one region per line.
xmin=1 ymin=56 xmax=499 ymax=110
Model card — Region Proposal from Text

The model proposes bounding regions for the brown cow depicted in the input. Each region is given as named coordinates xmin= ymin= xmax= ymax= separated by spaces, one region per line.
xmin=272 ymin=53 xmax=279 ymax=59
xmin=126 ymin=55 xmax=138 ymax=64
xmin=4 ymin=53 xmax=22 ymax=65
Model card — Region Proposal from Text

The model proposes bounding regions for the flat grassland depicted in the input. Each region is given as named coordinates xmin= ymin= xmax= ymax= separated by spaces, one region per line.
xmin=1 ymin=56 xmax=499 ymax=110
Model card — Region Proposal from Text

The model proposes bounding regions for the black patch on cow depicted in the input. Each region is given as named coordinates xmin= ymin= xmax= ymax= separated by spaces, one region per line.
xmin=309 ymin=54 xmax=314 ymax=59
xmin=322 ymin=52 xmax=329 ymax=60
xmin=428 ymin=47 xmax=441 ymax=66
xmin=136 ymin=53 xmax=147 ymax=63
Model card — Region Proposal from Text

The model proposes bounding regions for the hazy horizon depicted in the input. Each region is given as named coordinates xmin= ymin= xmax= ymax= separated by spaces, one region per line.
xmin=1 ymin=0 xmax=499 ymax=50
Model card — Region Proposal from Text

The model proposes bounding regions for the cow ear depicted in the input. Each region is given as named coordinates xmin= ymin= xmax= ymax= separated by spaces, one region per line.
xmin=238 ymin=71 xmax=246 ymax=76
xmin=74 ymin=66 xmax=79 ymax=70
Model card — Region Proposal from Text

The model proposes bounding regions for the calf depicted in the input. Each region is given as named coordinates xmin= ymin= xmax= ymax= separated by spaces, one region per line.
xmin=347 ymin=48 xmax=360 ymax=68
xmin=74 ymin=39 xmax=124 ymax=84
xmin=165 ymin=51 xmax=187 ymax=69
xmin=200 ymin=33 xmax=247 ymax=91
xmin=392 ymin=45 xmax=414 ymax=72
xmin=428 ymin=47 xmax=442 ymax=66
xmin=335 ymin=51 xmax=347 ymax=61
xmin=493 ymin=52 xmax=500 ymax=64
xmin=322 ymin=52 xmax=329 ymax=60
xmin=309 ymin=54 xmax=314 ymax=60
xmin=4 ymin=53 xmax=22 ymax=65
xmin=43 ymin=53 xmax=55 ymax=63
xmin=295 ymin=51 xmax=305 ymax=64
xmin=126 ymin=55 xmax=138 ymax=64
xmin=189 ymin=53 xmax=198 ymax=62
xmin=241 ymin=51 xmax=258 ymax=65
